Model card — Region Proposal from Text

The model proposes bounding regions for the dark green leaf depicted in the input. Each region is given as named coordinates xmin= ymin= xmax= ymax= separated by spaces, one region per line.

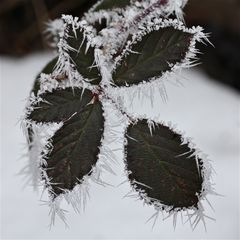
xmin=113 ymin=27 xmax=193 ymax=86
xmin=126 ymin=120 xmax=203 ymax=209
xmin=43 ymin=100 xmax=104 ymax=196
xmin=94 ymin=0 xmax=131 ymax=11
xmin=28 ymin=88 xmax=92 ymax=123
xmin=67 ymin=26 xmax=101 ymax=85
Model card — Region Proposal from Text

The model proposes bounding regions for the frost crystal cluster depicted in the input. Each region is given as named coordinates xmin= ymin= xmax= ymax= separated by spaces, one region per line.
xmin=22 ymin=0 xmax=216 ymax=229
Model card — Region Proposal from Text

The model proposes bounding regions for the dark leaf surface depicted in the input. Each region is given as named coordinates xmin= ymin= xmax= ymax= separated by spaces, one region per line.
xmin=94 ymin=0 xmax=131 ymax=11
xmin=28 ymin=88 xmax=92 ymax=123
xmin=67 ymin=26 xmax=101 ymax=85
xmin=113 ymin=27 xmax=193 ymax=86
xmin=126 ymin=120 xmax=203 ymax=209
xmin=44 ymin=101 xmax=104 ymax=196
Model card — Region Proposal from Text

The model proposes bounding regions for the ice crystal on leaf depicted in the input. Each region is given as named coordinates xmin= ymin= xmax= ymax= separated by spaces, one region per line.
xmin=22 ymin=0 xmax=216 ymax=229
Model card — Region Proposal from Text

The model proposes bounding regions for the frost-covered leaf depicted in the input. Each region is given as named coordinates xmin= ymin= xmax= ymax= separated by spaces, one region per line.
xmin=32 ymin=57 xmax=58 ymax=95
xmin=94 ymin=0 xmax=131 ymax=11
xmin=66 ymin=25 xmax=101 ymax=85
xmin=43 ymin=100 xmax=104 ymax=196
xmin=27 ymin=57 xmax=58 ymax=145
xmin=113 ymin=27 xmax=193 ymax=86
xmin=126 ymin=120 xmax=203 ymax=209
xmin=28 ymin=88 xmax=92 ymax=123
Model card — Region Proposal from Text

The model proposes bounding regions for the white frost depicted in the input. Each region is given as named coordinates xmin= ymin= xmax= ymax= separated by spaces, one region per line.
xmin=23 ymin=0 xmax=214 ymax=229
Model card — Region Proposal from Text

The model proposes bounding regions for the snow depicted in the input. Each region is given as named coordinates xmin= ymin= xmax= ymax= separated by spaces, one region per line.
xmin=1 ymin=52 xmax=239 ymax=239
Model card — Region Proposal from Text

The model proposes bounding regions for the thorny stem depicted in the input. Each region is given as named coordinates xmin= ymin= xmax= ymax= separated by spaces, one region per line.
xmin=67 ymin=0 xmax=170 ymax=119
xmin=105 ymin=95 xmax=135 ymax=123
xmin=119 ymin=0 xmax=168 ymax=32
xmin=93 ymin=86 xmax=134 ymax=122
xmin=114 ymin=0 xmax=168 ymax=57
xmin=132 ymin=0 xmax=168 ymax=25
xmin=95 ymin=1 xmax=169 ymax=120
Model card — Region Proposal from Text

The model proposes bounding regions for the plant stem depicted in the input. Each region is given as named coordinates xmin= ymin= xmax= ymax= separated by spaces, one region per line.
xmin=114 ymin=0 xmax=168 ymax=58
xmin=132 ymin=0 xmax=168 ymax=25
xmin=119 ymin=0 xmax=168 ymax=32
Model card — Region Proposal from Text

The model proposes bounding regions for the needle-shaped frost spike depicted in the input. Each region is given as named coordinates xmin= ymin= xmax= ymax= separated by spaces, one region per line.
xmin=22 ymin=0 xmax=214 ymax=228
xmin=43 ymin=99 xmax=104 ymax=197
xmin=113 ymin=22 xmax=198 ymax=87
xmin=32 ymin=57 xmax=58 ymax=95
xmin=26 ymin=57 xmax=59 ymax=146
xmin=67 ymin=26 xmax=101 ymax=84
xmin=125 ymin=120 xmax=203 ymax=210
xmin=27 ymin=88 xmax=92 ymax=123
xmin=53 ymin=15 xmax=102 ymax=87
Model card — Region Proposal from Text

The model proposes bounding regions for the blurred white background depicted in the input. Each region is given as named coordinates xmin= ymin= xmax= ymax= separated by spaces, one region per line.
xmin=0 ymin=53 xmax=239 ymax=239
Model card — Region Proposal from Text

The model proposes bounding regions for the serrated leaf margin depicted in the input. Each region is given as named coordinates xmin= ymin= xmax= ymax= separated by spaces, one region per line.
xmin=123 ymin=118 xmax=215 ymax=229
xmin=112 ymin=18 xmax=208 ymax=88
xmin=23 ymin=98 xmax=120 ymax=227
xmin=54 ymin=15 xmax=99 ymax=87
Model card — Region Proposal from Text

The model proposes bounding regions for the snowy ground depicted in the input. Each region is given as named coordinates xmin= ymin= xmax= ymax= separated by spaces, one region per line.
xmin=0 ymin=52 xmax=239 ymax=239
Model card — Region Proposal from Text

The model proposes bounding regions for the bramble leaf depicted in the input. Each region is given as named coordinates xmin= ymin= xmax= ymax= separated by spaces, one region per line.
xmin=94 ymin=0 xmax=131 ymax=11
xmin=28 ymin=88 xmax=92 ymax=123
xmin=113 ymin=27 xmax=193 ymax=86
xmin=43 ymin=100 xmax=104 ymax=196
xmin=126 ymin=120 xmax=203 ymax=209
xmin=66 ymin=26 xmax=101 ymax=85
